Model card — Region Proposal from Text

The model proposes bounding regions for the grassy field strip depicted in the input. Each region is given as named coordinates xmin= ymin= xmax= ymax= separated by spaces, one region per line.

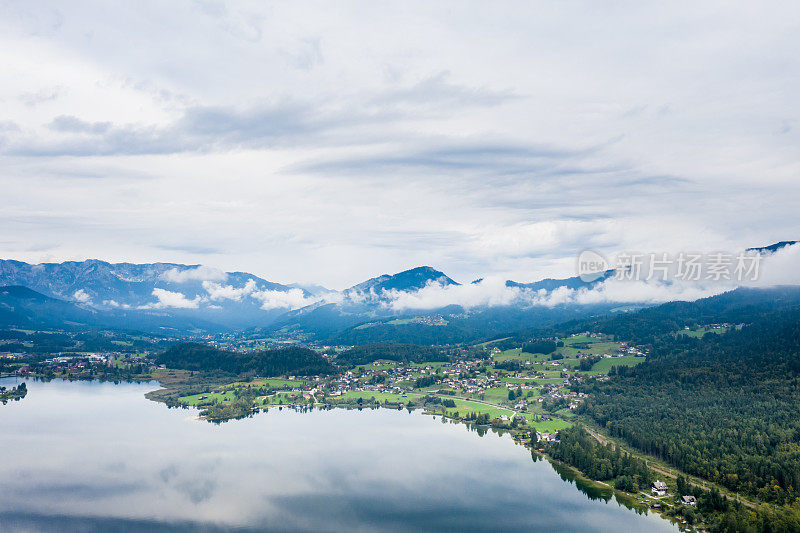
xmin=179 ymin=390 xmax=236 ymax=406
xmin=588 ymin=355 xmax=645 ymax=374
xmin=334 ymin=390 xmax=425 ymax=403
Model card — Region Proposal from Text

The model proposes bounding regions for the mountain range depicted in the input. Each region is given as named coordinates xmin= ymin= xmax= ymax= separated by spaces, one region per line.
xmin=0 ymin=260 xmax=613 ymax=339
xmin=0 ymin=241 xmax=795 ymax=342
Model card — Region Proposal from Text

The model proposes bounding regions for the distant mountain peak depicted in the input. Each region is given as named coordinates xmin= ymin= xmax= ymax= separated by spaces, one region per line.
xmin=348 ymin=266 xmax=457 ymax=294
xmin=506 ymin=269 xmax=615 ymax=292
xmin=746 ymin=241 xmax=798 ymax=254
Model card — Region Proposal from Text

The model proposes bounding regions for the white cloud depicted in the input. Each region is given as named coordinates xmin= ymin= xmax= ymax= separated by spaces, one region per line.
xmin=72 ymin=289 xmax=91 ymax=304
xmin=251 ymin=288 xmax=318 ymax=310
xmin=383 ymin=277 xmax=724 ymax=311
xmin=382 ymin=245 xmax=800 ymax=311
xmin=202 ymin=279 xmax=326 ymax=310
xmin=160 ymin=266 xmax=227 ymax=283
xmin=340 ymin=287 xmax=378 ymax=305
xmin=385 ymin=277 xmax=522 ymax=311
xmin=202 ymin=278 xmax=257 ymax=301
xmin=470 ymin=221 xmax=611 ymax=258
xmin=139 ymin=288 xmax=203 ymax=309
xmin=749 ymin=243 xmax=800 ymax=287
xmin=102 ymin=299 xmax=130 ymax=309
xmin=565 ymin=280 xmax=728 ymax=307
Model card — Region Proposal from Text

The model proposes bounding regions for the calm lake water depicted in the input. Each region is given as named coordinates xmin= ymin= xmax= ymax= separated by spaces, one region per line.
xmin=0 ymin=377 xmax=676 ymax=532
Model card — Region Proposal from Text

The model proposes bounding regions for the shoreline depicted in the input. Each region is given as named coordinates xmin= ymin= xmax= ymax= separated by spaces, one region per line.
xmin=149 ymin=377 xmax=689 ymax=530
xmin=7 ymin=372 xmax=706 ymax=530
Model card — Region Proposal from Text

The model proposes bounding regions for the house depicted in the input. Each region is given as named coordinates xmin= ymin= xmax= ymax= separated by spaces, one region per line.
xmin=680 ymin=495 xmax=697 ymax=506
xmin=537 ymin=432 xmax=559 ymax=444
xmin=651 ymin=481 xmax=668 ymax=496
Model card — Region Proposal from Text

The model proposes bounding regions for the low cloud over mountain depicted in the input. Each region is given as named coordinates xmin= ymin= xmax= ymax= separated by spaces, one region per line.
xmin=0 ymin=242 xmax=797 ymax=337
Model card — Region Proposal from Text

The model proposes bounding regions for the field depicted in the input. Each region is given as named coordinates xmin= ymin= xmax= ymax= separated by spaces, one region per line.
xmin=263 ymin=378 xmax=308 ymax=388
xmin=494 ymin=337 xmax=624 ymax=364
xmin=556 ymin=358 xmax=580 ymax=369
xmin=261 ymin=391 xmax=303 ymax=405
xmin=473 ymin=386 xmax=514 ymax=404
xmin=475 ymin=337 xmax=511 ymax=347
xmin=494 ymin=348 xmax=552 ymax=363
xmin=179 ymin=390 xmax=237 ymax=406
xmin=560 ymin=341 xmax=622 ymax=357
xmin=386 ymin=318 xmax=416 ymax=325
xmin=356 ymin=361 xmax=397 ymax=370
xmin=180 ymin=388 xmax=307 ymax=407
xmin=507 ymin=377 xmax=566 ymax=386
xmin=333 ymin=390 xmax=423 ymax=403
xmin=225 ymin=378 xmax=306 ymax=389
xmin=408 ymin=362 xmax=447 ymax=369
xmin=443 ymin=398 xmax=515 ymax=419
xmin=563 ymin=334 xmax=607 ymax=345
xmin=677 ymin=325 xmax=734 ymax=338
xmin=502 ymin=377 xmax=541 ymax=384
xmin=529 ymin=418 xmax=572 ymax=432
xmin=588 ymin=355 xmax=646 ymax=375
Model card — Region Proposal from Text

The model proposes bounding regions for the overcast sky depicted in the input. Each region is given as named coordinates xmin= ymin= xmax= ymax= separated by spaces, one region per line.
xmin=1 ymin=1 xmax=798 ymax=289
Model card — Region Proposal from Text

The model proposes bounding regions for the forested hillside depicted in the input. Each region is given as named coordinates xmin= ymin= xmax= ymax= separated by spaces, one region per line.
xmin=506 ymin=286 xmax=800 ymax=345
xmin=336 ymin=342 xmax=446 ymax=365
xmin=579 ymin=309 xmax=800 ymax=505
xmin=328 ymin=304 xmax=619 ymax=345
xmin=547 ymin=426 xmax=652 ymax=492
xmin=157 ymin=343 xmax=336 ymax=376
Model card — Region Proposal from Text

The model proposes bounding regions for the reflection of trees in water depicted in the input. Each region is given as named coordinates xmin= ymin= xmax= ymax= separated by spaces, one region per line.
xmin=462 ymin=421 xmax=489 ymax=438
xmin=549 ymin=461 xmax=649 ymax=515
xmin=425 ymin=415 xmax=651 ymax=518
xmin=551 ymin=461 xmax=613 ymax=503
xmin=0 ymin=381 xmax=27 ymax=404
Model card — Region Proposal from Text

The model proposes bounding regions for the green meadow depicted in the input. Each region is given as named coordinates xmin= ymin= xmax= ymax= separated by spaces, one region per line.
xmin=587 ymin=355 xmax=646 ymax=375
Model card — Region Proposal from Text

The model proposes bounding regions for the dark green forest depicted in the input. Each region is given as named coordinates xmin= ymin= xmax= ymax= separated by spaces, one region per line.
xmin=521 ymin=339 xmax=558 ymax=354
xmin=0 ymin=329 xmax=168 ymax=354
xmin=336 ymin=342 xmax=446 ymax=365
xmin=547 ymin=425 xmax=652 ymax=492
xmin=327 ymin=305 xmax=618 ymax=346
xmin=157 ymin=343 xmax=335 ymax=376
xmin=578 ymin=309 xmax=800 ymax=505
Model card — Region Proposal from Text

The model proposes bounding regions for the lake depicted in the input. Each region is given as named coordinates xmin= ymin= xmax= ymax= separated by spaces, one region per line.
xmin=0 ymin=377 xmax=676 ymax=532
